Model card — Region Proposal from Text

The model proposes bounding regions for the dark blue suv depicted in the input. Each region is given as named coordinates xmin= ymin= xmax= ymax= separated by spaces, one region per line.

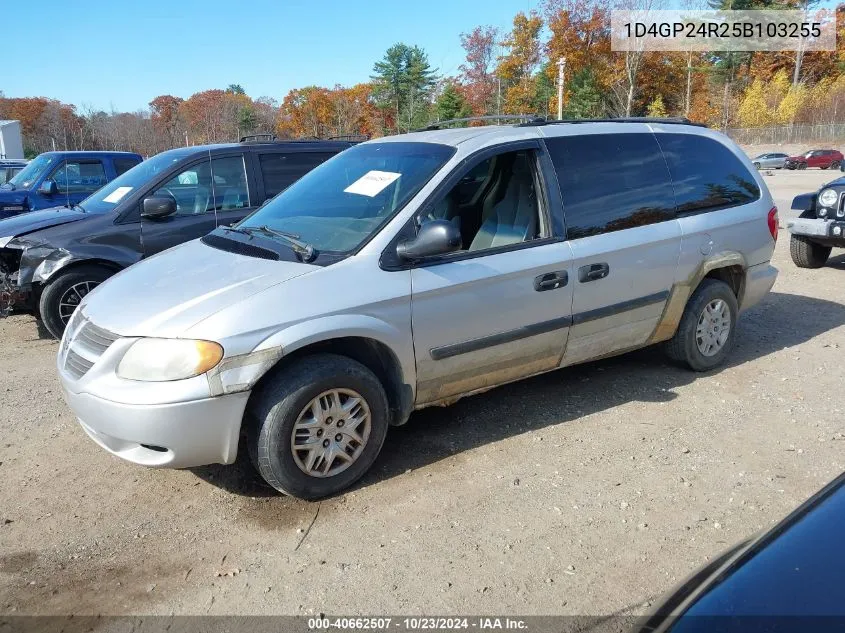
xmin=0 ymin=138 xmax=351 ymax=338
xmin=0 ymin=151 xmax=143 ymax=218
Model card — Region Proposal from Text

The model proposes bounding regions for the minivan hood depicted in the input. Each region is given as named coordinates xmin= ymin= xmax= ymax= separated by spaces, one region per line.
xmin=0 ymin=206 xmax=87 ymax=240
xmin=81 ymin=239 xmax=317 ymax=338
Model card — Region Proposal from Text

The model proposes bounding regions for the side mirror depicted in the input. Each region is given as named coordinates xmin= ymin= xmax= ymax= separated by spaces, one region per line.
xmin=396 ymin=219 xmax=462 ymax=261
xmin=38 ymin=179 xmax=58 ymax=196
xmin=791 ymin=192 xmax=816 ymax=212
xmin=141 ymin=196 xmax=177 ymax=220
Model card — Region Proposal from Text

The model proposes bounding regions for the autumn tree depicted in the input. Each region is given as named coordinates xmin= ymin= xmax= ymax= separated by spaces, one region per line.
xmin=149 ymin=95 xmax=185 ymax=148
xmin=458 ymin=26 xmax=500 ymax=115
xmin=496 ymin=11 xmax=544 ymax=114
xmin=543 ymin=0 xmax=612 ymax=114
xmin=646 ymin=94 xmax=667 ymax=117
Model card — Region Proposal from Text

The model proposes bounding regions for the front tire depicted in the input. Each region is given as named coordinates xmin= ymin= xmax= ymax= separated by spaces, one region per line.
xmin=799 ymin=162 xmax=807 ymax=170
xmin=38 ymin=265 xmax=113 ymax=339
xmin=664 ymin=279 xmax=738 ymax=372
xmin=753 ymin=162 xmax=761 ymax=169
xmin=790 ymin=235 xmax=831 ymax=269
xmin=247 ymin=353 xmax=389 ymax=500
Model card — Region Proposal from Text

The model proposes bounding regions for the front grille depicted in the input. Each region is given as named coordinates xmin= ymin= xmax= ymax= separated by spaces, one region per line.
xmin=62 ymin=315 xmax=119 ymax=380
xmin=201 ymin=234 xmax=280 ymax=261
xmin=64 ymin=348 xmax=94 ymax=380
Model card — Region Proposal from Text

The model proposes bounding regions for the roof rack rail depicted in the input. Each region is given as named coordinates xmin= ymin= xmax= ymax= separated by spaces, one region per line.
xmin=239 ymin=133 xmax=278 ymax=143
xmin=519 ymin=116 xmax=707 ymax=128
xmin=415 ymin=114 xmax=544 ymax=132
xmin=328 ymin=134 xmax=370 ymax=143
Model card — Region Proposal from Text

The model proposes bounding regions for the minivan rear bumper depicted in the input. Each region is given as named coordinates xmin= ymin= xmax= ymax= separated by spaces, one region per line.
xmin=61 ymin=386 xmax=250 ymax=468
xmin=742 ymin=262 xmax=778 ymax=312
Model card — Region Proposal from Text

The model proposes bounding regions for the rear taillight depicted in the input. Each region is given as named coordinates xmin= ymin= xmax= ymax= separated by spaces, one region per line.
xmin=768 ymin=206 xmax=779 ymax=242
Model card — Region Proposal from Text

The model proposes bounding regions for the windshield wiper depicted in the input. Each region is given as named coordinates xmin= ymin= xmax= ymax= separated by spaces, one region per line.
xmin=240 ymin=225 xmax=317 ymax=262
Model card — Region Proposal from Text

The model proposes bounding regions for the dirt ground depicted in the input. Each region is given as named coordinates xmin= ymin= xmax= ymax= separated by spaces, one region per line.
xmin=1 ymin=168 xmax=844 ymax=617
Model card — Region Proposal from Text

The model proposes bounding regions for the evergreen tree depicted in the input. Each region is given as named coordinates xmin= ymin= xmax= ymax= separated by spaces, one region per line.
xmin=372 ymin=44 xmax=438 ymax=132
xmin=563 ymin=69 xmax=604 ymax=119
xmin=435 ymin=83 xmax=472 ymax=123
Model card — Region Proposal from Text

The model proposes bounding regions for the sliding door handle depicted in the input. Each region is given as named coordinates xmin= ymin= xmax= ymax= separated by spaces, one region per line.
xmin=578 ymin=262 xmax=610 ymax=283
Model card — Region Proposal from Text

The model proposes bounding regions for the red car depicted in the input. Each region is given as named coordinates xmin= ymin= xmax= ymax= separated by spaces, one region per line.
xmin=784 ymin=149 xmax=843 ymax=170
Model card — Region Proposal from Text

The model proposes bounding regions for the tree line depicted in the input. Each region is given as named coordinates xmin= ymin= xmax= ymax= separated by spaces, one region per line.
xmin=2 ymin=0 xmax=844 ymax=158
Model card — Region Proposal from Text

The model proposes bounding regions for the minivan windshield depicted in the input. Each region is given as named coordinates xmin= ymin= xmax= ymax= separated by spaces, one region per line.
xmin=79 ymin=147 xmax=196 ymax=214
xmin=4 ymin=154 xmax=56 ymax=190
xmin=237 ymin=142 xmax=455 ymax=253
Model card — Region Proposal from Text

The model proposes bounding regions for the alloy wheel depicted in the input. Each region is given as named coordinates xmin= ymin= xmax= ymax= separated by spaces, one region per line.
xmin=58 ymin=281 xmax=99 ymax=325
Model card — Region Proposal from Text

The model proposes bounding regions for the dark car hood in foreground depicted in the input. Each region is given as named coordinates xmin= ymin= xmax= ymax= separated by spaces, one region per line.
xmin=636 ymin=471 xmax=845 ymax=632
xmin=822 ymin=176 xmax=845 ymax=188
xmin=0 ymin=207 xmax=88 ymax=240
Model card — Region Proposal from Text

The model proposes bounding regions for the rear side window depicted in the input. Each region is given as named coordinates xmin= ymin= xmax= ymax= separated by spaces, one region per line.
xmin=259 ymin=152 xmax=336 ymax=198
xmin=113 ymin=157 xmax=141 ymax=176
xmin=50 ymin=160 xmax=107 ymax=194
xmin=545 ymin=133 xmax=675 ymax=240
xmin=658 ymin=134 xmax=760 ymax=215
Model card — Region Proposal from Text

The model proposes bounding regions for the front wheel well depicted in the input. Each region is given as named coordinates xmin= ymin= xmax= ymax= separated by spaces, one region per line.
xmin=251 ymin=337 xmax=412 ymax=426
xmin=36 ymin=259 xmax=123 ymax=289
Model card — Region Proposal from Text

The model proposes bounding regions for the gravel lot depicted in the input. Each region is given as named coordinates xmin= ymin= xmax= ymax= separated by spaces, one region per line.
xmin=1 ymin=168 xmax=844 ymax=617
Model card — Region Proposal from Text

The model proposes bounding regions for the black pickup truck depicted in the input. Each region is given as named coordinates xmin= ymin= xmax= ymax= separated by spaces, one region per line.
xmin=0 ymin=137 xmax=352 ymax=338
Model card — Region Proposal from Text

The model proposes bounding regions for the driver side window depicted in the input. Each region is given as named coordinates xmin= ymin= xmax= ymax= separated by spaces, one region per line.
xmin=420 ymin=150 xmax=544 ymax=253
xmin=152 ymin=159 xmax=213 ymax=216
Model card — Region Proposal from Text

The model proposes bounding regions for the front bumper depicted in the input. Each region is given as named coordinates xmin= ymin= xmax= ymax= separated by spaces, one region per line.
xmin=741 ymin=262 xmax=778 ymax=312
xmin=788 ymin=217 xmax=845 ymax=240
xmin=61 ymin=386 xmax=250 ymax=468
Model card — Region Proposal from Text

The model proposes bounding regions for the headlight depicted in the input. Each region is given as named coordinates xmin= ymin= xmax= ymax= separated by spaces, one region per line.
xmin=117 ymin=338 xmax=224 ymax=382
xmin=819 ymin=189 xmax=839 ymax=208
xmin=0 ymin=236 xmax=14 ymax=248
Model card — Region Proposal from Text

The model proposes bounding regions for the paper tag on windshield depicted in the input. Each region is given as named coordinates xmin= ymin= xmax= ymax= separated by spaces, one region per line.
xmin=343 ymin=171 xmax=400 ymax=197
xmin=102 ymin=186 xmax=133 ymax=203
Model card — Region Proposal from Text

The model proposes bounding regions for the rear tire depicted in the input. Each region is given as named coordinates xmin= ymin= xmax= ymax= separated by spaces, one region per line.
xmin=664 ymin=279 xmax=738 ymax=372
xmin=247 ymin=353 xmax=389 ymax=500
xmin=832 ymin=161 xmax=841 ymax=170
xmin=39 ymin=265 xmax=113 ymax=339
xmin=790 ymin=235 xmax=831 ymax=269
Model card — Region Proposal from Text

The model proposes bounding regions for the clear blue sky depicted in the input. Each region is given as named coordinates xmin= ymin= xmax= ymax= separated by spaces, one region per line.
xmin=6 ymin=0 xmax=839 ymax=112
xmin=4 ymin=0 xmax=542 ymax=111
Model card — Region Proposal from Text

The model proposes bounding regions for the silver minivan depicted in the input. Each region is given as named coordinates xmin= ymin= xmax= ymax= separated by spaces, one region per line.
xmin=57 ymin=119 xmax=779 ymax=499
